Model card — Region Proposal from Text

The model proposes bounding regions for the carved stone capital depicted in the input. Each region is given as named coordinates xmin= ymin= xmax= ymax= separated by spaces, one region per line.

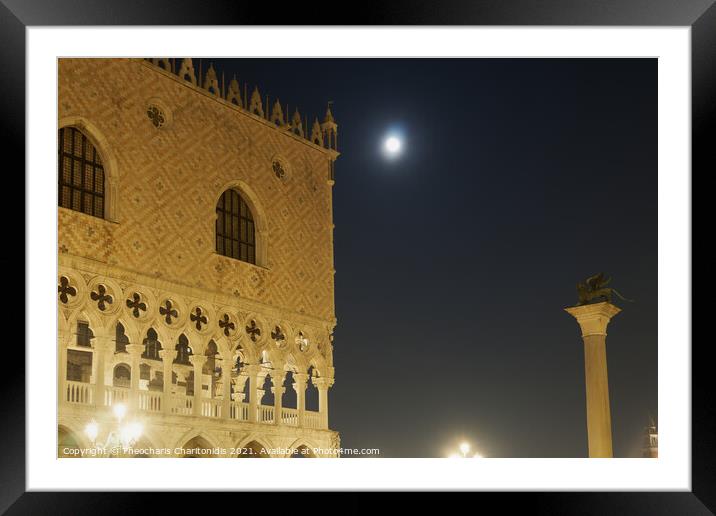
xmin=243 ymin=364 xmax=262 ymax=376
xmin=125 ymin=343 xmax=144 ymax=358
xmin=92 ymin=335 xmax=114 ymax=351
xmin=271 ymin=371 xmax=286 ymax=387
xmin=565 ymin=302 xmax=622 ymax=337
xmin=271 ymin=386 xmax=286 ymax=396
xmin=188 ymin=354 xmax=207 ymax=367
xmin=293 ymin=372 xmax=309 ymax=386
xmin=312 ymin=377 xmax=334 ymax=390
xmin=158 ymin=348 xmax=175 ymax=363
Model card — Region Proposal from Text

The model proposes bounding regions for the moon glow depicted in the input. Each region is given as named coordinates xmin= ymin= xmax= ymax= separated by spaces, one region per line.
xmin=384 ymin=136 xmax=402 ymax=156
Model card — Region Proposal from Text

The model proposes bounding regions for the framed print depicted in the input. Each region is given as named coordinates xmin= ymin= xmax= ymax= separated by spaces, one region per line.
xmin=3 ymin=0 xmax=711 ymax=513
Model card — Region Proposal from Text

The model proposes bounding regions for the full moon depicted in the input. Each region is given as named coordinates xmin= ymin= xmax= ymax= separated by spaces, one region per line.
xmin=384 ymin=136 xmax=402 ymax=155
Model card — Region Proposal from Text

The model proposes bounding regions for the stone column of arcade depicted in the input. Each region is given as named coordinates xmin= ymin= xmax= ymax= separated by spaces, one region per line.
xmin=158 ymin=348 xmax=174 ymax=415
xmin=93 ymin=334 xmax=112 ymax=408
xmin=245 ymin=365 xmax=261 ymax=423
xmin=293 ymin=372 xmax=309 ymax=428
xmin=313 ymin=377 xmax=334 ymax=430
xmin=221 ymin=365 xmax=232 ymax=420
xmin=58 ymin=330 xmax=71 ymax=406
xmin=189 ymin=354 xmax=207 ymax=417
xmin=271 ymin=371 xmax=286 ymax=426
xmin=565 ymin=301 xmax=621 ymax=458
xmin=126 ymin=343 xmax=143 ymax=411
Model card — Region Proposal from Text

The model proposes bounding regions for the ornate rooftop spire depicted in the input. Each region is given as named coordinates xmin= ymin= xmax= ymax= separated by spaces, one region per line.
xmin=323 ymin=101 xmax=336 ymax=125
xmin=249 ymin=86 xmax=264 ymax=118
xmin=203 ymin=63 xmax=220 ymax=96
xmin=291 ymin=108 xmax=304 ymax=137
xmin=321 ymin=102 xmax=338 ymax=151
xmin=270 ymin=99 xmax=285 ymax=126
xmin=226 ymin=75 xmax=241 ymax=106
xmin=177 ymin=58 xmax=197 ymax=85
xmin=151 ymin=58 xmax=172 ymax=73
xmin=311 ymin=118 xmax=323 ymax=147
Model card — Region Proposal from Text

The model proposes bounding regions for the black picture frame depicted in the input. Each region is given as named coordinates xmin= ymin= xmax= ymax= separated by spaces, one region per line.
xmin=2 ymin=1 xmax=709 ymax=513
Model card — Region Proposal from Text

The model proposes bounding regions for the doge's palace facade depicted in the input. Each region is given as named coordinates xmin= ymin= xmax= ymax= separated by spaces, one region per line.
xmin=57 ymin=58 xmax=339 ymax=457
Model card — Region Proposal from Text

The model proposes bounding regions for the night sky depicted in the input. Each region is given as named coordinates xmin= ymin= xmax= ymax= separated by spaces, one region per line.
xmin=212 ymin=58 xmax=657 ymax=458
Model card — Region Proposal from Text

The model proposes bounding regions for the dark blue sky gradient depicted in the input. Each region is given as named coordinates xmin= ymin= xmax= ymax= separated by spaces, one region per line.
xmin=210 ymin=58 xmax=657 ymax=457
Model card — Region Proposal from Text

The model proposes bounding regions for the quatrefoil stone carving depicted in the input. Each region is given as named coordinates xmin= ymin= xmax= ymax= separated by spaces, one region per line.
xmin=159 ymin=300 xmax=178 ymax=324
xmin=190 ymin=307 xmax=208 ymax=330
xmin=58 ymin=276 xmax=77 ymax=304
xmin=245 ymin=320 xmax=261 ymax=342
xmin=219 ymin=314 xmax=235 ymax=337
xmin=90 ymin=284 xmax=113 ymax=311
xmin=271 ymin=326 xmax=286 ymax=346
xmin=126 ymin=292 xmax=147 ymax=318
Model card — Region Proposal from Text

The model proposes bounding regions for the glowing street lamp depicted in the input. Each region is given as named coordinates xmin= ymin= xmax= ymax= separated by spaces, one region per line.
xmin=448 ymin=440 xmax=485 ymax=459
xmin=84 ymin=420 xmax=99 ymax=443
xmin=113 ymin=402 xmax=127 ymax=421
xmin=84 ymin=403 xmax=143 ymax=457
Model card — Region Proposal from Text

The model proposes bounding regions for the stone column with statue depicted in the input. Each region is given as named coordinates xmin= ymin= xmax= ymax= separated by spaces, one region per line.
xmin=565 ymin=273 xmax=633 ymax=458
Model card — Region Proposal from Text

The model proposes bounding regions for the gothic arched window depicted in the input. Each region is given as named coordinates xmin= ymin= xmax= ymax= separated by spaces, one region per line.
xmin=204 ymin=340 xmax=218 ymax=375
xmin=115 ymin=322 xmax=129 ymax=353
xmin=76 ymin=321 xmax=94 ymax=347
xmin=58 ymin=127 xmax=105 ymax=218
xmin=174 ymin=334 xmax=193 ymax=365
xmin=113 ymin=364 xmax=131 ymax=387
xmin=142 ymin=328 xmax=162 ymax=361
xmin=216 ymin=189 xmax=256 ymax=264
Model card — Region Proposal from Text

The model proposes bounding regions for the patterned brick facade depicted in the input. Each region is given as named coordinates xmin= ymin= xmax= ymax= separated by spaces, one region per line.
xmin=58 ymin=58 xmax=337 ymax=322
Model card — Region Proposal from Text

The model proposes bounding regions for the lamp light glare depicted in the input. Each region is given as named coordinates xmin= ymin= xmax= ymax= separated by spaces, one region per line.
xmin=84 ymin=421 xmax=99 ymax=442
xmin=120 ymin=425 xmax=132 ymax=446
xmin=113 ymin=403 xmax=127 ymax=420
xmin=128 ymin=421 xmax=143 ymax=441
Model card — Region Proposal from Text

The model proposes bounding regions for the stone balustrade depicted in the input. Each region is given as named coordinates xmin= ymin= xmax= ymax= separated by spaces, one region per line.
xmin=61 ymin=379 xmax=326 ymax=429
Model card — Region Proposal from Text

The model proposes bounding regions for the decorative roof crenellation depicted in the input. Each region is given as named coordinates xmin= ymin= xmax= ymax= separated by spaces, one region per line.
xmin=144 ymin=58 xmax=338 ymax=153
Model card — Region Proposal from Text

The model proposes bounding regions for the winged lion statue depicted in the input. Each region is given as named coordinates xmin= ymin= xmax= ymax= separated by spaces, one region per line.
xmin=576 ymin=273 xmax=634 ymax=306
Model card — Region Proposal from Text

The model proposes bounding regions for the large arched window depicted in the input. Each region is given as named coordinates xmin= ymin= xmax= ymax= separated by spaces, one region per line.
xmin=58 ymin=127 xmax=105 ymax=218
xmin=216 ymin=189 xmax=256 ymax=264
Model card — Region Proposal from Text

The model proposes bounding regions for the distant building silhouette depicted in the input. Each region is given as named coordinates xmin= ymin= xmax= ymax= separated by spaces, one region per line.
xmin=642 ymin=416 xmax=658 ymax=458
